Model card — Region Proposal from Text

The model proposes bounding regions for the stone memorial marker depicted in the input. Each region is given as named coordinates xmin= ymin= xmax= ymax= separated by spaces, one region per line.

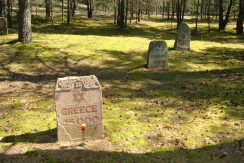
xmin=174 ymin=22 xmax=191 ymax=51
xmin=55 ymin=76 xmax=104 ymax=142
xmin=147 ymin=41 xmax=168 ymax=69
xmin=0 ymin=17 xmax=8 ymax=35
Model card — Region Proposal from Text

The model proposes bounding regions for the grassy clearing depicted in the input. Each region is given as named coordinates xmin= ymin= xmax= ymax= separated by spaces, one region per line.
xmin=0 ymin=15 xmax=243 ymax=162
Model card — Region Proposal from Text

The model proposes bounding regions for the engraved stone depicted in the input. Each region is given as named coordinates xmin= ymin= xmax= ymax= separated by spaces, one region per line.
xmin=174 ymin=22 xmax=191 ymax=51
xmin=55 ymin=76 xmax=104 ymax=142
xmin=147 ymin=41 xmax=168 ymax=69
xmin=0 ymin=17 xmax=8 ymax=35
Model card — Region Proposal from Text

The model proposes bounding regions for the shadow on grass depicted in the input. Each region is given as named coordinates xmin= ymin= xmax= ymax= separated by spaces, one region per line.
xmin=1 ymin=129 xmax=57 ymax=144
xmin=29 ymin=16 xmax=244 ymax=44
xmin=0 ymin=43 xmax=243 ymax=118
xmin=0 ymin=138 xmax=243 ymax=162
xmin=5 ymin=15 xmax=244 ymax=44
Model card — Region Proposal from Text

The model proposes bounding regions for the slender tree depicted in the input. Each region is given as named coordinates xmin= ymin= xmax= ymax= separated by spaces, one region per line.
xmin=7 ymin=0 xmax=12 ymax=28
xmin=125 ymin=0 xmax=129 ymax=27
xmin=62 ymin=0 xmax=64 ymax=22
xmin=219 ymin=0 xmax=234 ymax=30
xmin=236 ymin=0 xmax=244 ymax=34
xmin=18 ymin=0 xmax=32 ymax=43
xmin=45 ymin=0 xmax=53 ymax=22
xmin=67 ymin=0 xmax=71 ymax=24
xmin=87 ymin=0 xmax=94 ymax=18
xmin=119 ymin=0 xmax=125 ymax=28
xmin=71 ymin=0 xmax=76 ymax=16
xmin=195 ymin=0 xmax=200 ymax=32
xmin=114 ymin=0 xmax=117 ymax=24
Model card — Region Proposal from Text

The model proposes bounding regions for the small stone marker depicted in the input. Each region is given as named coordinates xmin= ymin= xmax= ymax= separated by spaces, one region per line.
xmin=174 ymin=22 xmax=191 ymax=51
xmin=147 ymin=41 xmax=168 ymax=69
xmin=55 ymin=76 xmax=104 ymax=142
xmin=0 ymin=17 xmax=8 ymax=35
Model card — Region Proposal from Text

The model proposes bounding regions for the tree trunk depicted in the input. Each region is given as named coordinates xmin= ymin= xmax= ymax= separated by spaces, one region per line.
xmin=62 ymin=0 xmax=64 ymax=22
xmin=236 ymin=0 xmax=244 ymax=34
xmin=219 ymin=0 xmax=224 ymax=30
xmin=45 ymin=0 xmax=52 ymax=22
xmin=114 ymin=0 xmax=117 ymax=24
xmin=67 ymin=0 xmax=71 ymax=24
xmin=219 ymin=0 xmax=233 ymax=30
xmin=207 ymin=0 xmax=210 ymax=30
xmin=176 ymin=0 xmax=182 ymax=28
xmin=138 ymin=7 xmax=141 ymax=22
xmin=120 ymin=0 xmax=125 ymax=29
xmin=162 ymin=0 xmax=165 ymax=18
xmin=200 ymin=0 xmax=203 ymax=20
xmin=182 ymin=0 xmax=186 ymax=20
xmin=35 ymin=0 xmax=38 ymax=15
xmin=71 ymin=0 xmax=76 ymax=17
xmin=7 ymin=0 xmax=12 ymax=28
xmin=222 ymin=0 xmax=233 ymax=29
xmin=18 ymin=0 xmax=32 ymax=43
xmin=172 ymin=0 xmax=175 ymax=19
xmin=117 ymin=0 xmax=120 ymax=25
xmin=195 ymin=0 xmax=199 ymax=32
xmin=87 ymin=0 xmax=93 ymax=18
xmin=125 ymin=0 xmax=128 ymax=27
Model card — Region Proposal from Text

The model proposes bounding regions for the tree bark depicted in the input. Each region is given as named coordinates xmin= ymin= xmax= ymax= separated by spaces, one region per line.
xmin=114 ymin=0 xmax=117 ymax=24
xmin=67 ymin=0 xmax=71 ymax=24
xmin=62 ymin=0 xmax=64 ymax=22
xmin=45 ymin=0 xmax=52 ymax=22
xmin=207 ymin=0 xmax=210 ymax=30
xmin=219 ymin=0 xmax=234 ymax=30
xmin=125 ymin=0 xmax=128 ymax=27
xmin=236 ymin=0 xmax=244 ymax=34
xmin=71 ymin=0 xmax=76 ymax=17
xmin=120 ymin=0 xmax=125 ymax=29
xmin=18 ymin=0 xmax=32 ymax=43
xmin=87 ymin=0 xmax=93 ymax=18
xmin=176 ymin=0 xmax=182 ymax=28
xmin=7 ymin=0 xmax=12 ymax=28
xmin=200 ymin=0 xmax=203 ymax=20
xmin=219 ymin=0 xmax=224 ymax=30
xmin=195 ymin=0 xmax=199 ymax=32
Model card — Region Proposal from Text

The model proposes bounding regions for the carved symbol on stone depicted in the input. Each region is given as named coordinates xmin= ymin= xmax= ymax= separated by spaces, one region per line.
xmin=73 ymin=91 xmax=85 ymax=102
xmin=74 ymin=80 xmax=83 ymax=88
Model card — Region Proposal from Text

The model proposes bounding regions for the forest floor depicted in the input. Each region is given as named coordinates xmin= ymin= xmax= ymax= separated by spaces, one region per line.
xmin=0 ymin=14 xmax=244 ymax=162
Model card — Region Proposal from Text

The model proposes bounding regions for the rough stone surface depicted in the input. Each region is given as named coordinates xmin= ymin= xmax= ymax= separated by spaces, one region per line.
xmin=55 ymin=76 xmax=104 ymax=142
xmin=174 ymin=22 xmax=191 ymax=51
xmin=0 ymin=17 xmax=8 ymax=35
xmin=147 ymin=41 xmax=168 ymax=69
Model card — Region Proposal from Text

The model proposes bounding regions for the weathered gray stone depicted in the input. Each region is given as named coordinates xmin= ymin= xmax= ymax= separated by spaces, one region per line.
xmin=147 ymin=41 xmax=168 ymax=69
xmin=0 ymin=17 xmax=8 ymax=35
xmin=174 ymin=22 xmax=191 ymax=51
xmin=55 ymin=76 xmax=104 ymax=142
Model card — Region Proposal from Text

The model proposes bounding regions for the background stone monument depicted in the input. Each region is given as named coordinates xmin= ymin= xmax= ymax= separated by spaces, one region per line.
xmin=174 ymin=22 xmax=191 ymax=51
xmin=147 ymin=41 xmax=168 ymax=69
xmin=55 ymin=75 xmax=104 ymax=142
xmin=0 ymin=17 xmax=8 ymax=35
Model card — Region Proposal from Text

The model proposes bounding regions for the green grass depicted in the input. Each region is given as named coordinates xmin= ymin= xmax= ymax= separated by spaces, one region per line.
xmin=0 ymin=15 xmax=243 ymax=162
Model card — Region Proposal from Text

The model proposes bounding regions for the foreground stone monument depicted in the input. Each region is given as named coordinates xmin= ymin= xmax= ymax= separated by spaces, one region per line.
xmin=0 ymin=17 xmax=8 ymax=35
xmin=174 ymin=22 xmax=191 ymax=51
xmin=147 ymin=41 xmax=168 ymax=69
xmin=55 ymin=76 xmax=104 ymax=142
